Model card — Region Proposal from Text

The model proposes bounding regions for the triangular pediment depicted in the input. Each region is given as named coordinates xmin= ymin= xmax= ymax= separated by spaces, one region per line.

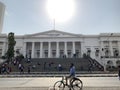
xmin=25 ymin=30 xmax=80 ymax=38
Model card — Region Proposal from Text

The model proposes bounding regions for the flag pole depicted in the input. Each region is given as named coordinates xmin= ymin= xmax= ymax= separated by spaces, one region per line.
xmin=53 ymin=18 xmax=55 ymax=30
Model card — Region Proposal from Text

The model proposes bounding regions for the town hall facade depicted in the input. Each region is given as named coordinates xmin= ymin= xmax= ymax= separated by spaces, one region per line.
xmin=0 ymin=30 xmax=120 ymax=69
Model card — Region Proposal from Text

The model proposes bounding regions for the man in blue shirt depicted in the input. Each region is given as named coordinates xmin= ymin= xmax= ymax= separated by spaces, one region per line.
xmin=66 ymin=63 xmax=76 ymax=86
xmin=69 ymin=63 xmax=75 ymax=77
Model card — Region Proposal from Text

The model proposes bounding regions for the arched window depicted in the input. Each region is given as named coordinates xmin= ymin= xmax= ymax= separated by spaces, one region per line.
xmin=116 ymin=60 xmax=120 ymax=67
xmin=113 ymin=49 xmax=119 ymax=57
xmin=105 ymin=49 xmax=109 ymax=58
xmin=95 ymin=49 xmax=99 ymax=57
xmin=107 ymin=60 xmax=113 ymax=66
xmin=87 ymin=49 xmax=91 ymax=56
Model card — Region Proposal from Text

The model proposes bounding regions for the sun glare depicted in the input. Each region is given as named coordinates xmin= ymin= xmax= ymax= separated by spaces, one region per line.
xmin=46 ymin=0 xmax=75 ymax=23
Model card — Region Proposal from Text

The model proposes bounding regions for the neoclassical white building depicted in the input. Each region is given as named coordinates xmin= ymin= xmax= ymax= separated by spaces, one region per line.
xmin=0 ymin=30 xmax=120 ymax=68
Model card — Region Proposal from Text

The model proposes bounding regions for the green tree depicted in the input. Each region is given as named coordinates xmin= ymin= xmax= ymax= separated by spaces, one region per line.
xmin=6 ymin=32 xmax=16 ymax=61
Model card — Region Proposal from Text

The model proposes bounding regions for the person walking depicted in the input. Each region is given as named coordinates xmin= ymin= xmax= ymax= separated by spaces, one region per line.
xmin=118 ymin=66 xmax=120 ymax=80
xmin=28 ymin=66 xmax=31 ymax=74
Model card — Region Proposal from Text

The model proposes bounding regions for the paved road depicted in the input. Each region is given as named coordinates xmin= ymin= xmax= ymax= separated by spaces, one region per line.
xmin=0 ymin=77 xmax=120 ymax=90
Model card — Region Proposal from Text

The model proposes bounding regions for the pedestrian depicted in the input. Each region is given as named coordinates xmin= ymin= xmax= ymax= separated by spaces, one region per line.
xmin=28 ymin=66 xmax=31 ymax=74
xmin=43 ymin=62 xmax=46 ymax=70
xmin=118 ymin=66 xmax=120 ymax=80
xmin=18 ymin=63 xmax=22 ymax=70
xmin=20 ymin=65 xmax=24 ymax=74
xmin=0 ymin=66 xmax=1 ymax=74
xmin=58 ymin=64 xmax=62 ymax=71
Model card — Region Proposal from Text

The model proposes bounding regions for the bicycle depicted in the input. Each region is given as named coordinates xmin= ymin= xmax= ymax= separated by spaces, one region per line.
xmin=53 ymin=76 xmax=83 ymax=90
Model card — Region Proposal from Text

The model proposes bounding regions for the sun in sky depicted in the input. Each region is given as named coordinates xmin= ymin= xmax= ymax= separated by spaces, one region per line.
xmin=46 ymin=0 xmax=75 ymax=23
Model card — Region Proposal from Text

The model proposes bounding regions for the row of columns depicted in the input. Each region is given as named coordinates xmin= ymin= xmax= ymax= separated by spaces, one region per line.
xmin=2 ymin=41 xmax=120 ymax=58
xmin=24 ymin=42 xmax=79 ymax=58
xmin=1 ymin=40 xmax=120 ymax=59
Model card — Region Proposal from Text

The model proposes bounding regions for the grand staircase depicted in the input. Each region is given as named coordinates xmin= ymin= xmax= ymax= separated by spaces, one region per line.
xmin=6 ymin=58 xmax=104 ymax=73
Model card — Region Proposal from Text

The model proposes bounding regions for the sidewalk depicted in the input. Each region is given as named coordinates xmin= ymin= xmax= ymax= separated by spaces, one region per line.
xmin=0 ymin=76 xmax=120 ymax=90
xmin=0 ymin=87 xmax=120 ymax=90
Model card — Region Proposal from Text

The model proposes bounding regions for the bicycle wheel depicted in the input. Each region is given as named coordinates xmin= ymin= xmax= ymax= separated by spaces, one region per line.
xmin=71 ymin=78 xmax=83 ymax=90
xmin=53 ymin=81 xmax=65 ymax=90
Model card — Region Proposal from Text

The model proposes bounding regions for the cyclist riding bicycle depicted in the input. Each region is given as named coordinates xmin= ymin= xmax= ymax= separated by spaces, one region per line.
xmin=54 ymin=63 xmax=83 ymax=90
xmin=66 ymin=63 xmax=76 ymax=86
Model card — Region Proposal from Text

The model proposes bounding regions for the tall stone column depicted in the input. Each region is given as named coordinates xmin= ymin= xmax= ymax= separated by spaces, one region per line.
xmin=48 ymin=42 xmax=51 ymax=58
xmin=81 ymin=41 xmax=85 ymax=58
xmin=56 ymin=42 xmax=59 ymax=58
xmin=23 ymin=42 xmax=26 ymax=57
xmin=118 ymin=41 xmax=120 ymax=56
xmin=79 ymin=42 xmax=81 ymax=58
xmin=91 ymin=46 xmax=95 ymax=59
xmin=64 ymin=42 xmax=67 ymax=57
xmin=100 ymin=41 xmax=107 ymax=72
xmin=100 ymin=41 xmax=104 ymax=57
xmin=2 ymin=42 xmax=6 ymax=56
xmin=109 ymin=41 xmax=113 ymax=56
xmin=72 ymin=42 xmax=75 ymax=55
xmin=31 ymin=42 xmax=35 ymax=58
xmin=40 ymin=42 xmax=43 ymax=58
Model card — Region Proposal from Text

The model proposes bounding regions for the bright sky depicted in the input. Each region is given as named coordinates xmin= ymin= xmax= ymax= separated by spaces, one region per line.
xmin=0 ymin=0 xmax=120 ymax=35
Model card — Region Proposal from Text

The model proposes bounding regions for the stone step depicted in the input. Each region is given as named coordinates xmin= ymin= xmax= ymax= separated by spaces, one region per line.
xmin=0 ymin=73 xmax=118 ymax=78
